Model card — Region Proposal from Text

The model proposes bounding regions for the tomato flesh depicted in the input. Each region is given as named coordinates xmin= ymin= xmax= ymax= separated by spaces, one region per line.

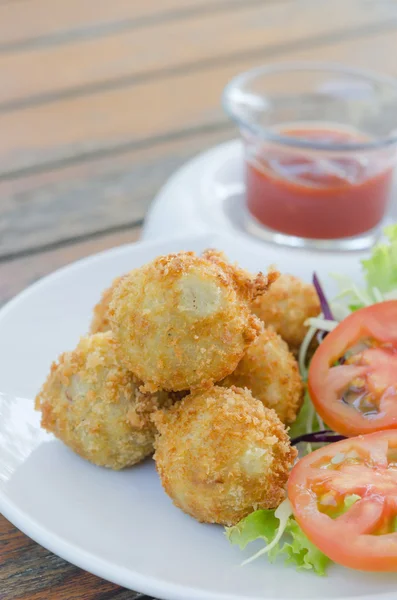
xmin=288 ymin=431 xmax=397 ymax=571
xmin=308 ymin=301 xmax=397 ymax=436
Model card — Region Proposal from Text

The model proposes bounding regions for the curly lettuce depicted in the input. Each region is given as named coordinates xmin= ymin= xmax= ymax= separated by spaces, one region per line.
xmin=225 ymin=499 xmax=330 ymax=576
xmin=361 ymin=224 xmax=397 ymax=297
xmin=332 ymin=224 xmax=397 ymax=312
xmin=288 ymin=390 xmax=323 ymax=440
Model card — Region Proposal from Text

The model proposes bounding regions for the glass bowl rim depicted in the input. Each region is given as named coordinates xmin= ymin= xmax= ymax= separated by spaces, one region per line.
xmin=222 ymin=61 xmax=397 ymax=152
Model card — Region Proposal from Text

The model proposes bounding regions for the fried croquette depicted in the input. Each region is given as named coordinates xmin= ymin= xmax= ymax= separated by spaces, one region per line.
xmin=221 ymin=329 xmax=304 ymax=425
xmin=251 ymin=274 xmax=320 ymax=356
xmin=109 ymin=251 xmax=274 ymax=392
xmin=35 ymin=332 xmax=171 ymax=470
xmin=153 ymin=386 xmax=297 ymax=526
xmin=90 ymin=275 xmax=124 ymax=334
xmin=202 ymin=249 xmax=279 ymax=303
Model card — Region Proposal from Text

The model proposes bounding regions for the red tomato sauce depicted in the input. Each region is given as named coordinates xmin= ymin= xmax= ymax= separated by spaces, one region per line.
xmin=246 ymin=128 xmax=394 ymax=239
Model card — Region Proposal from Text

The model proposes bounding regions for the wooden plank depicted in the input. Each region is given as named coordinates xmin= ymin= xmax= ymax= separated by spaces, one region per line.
xmin=0 ymin=516 xmax=141 ymax=599
xmin=1 ymin=0 xmax=394 ymax=108
xmin=0 ymin=227 xmax=141 ymax=306
xmin=2 ymin=29 xmax=397 ymax=257
xmin=0 ymin=127 xmax=232 ymax=258
xmin=0 ymin=27 xmax=397 ymax=176
xmin=0 ymin=0 xmax=264 ymax=49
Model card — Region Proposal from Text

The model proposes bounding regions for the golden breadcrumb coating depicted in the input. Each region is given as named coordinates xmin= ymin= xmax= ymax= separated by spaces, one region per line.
xmin=221 ymin=329 xmax=304 ymax=425
xmin=109 ymin=251 xmax=274 ymax=392
xmin=35 ymin=332 xmax=172 ymax=470
xmin=251 ymin=274 xmax=320 ymax=356
xmin=153 ymin=386 xmax=297 ymax=526
xmin=90 ymin=275 xmax=124 ymax=334
xmin=202 ymin=249 xmax=279 ymax=303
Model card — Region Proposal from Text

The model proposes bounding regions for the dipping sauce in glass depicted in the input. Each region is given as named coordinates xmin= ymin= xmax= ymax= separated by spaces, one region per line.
xmin=245 ymin=126 xmax=395 ymax=240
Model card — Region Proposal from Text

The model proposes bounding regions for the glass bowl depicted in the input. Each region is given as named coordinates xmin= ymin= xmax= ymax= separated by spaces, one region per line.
xmin=223 ymin=62 xmax=397 ymax=250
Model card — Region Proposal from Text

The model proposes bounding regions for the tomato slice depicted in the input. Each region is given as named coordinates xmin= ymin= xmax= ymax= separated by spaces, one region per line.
xmin=288 ymin=430 xmax=397 ymax=571
xmin=308 ymin=301 xmax=397 ymax=437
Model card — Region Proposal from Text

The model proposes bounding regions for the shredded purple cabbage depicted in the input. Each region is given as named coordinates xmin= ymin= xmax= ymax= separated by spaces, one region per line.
xmin=291 ymin=430 xmax=346 ymax=446
xmin=313 ymin=273 xmax=334 ymax=322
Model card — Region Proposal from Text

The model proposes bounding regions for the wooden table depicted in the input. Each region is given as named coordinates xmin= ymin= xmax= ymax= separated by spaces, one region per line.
xmin=1 ymin=0 xmax=397 ymax=598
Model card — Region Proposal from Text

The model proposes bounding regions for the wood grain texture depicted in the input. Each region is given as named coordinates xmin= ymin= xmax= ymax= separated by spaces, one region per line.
xmin=0 ymin=0 xmax=256 ymax=49
xmin=0 ymin=127 xmax=232 ymax=259
xmin=1 ymin=0 xmax=393 ymax=109
xmin=0 ymin=517 xmax=145 ymax=600
xmin=1 ymin=26 xmax=397 ymax=177
xmin=0 ymin=227 xmax=141 ymax=306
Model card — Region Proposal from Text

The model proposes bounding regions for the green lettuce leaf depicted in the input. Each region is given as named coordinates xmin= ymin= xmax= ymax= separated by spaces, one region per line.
xmin=281 ymin=519 xmax=330 ymax=575
xmin=361 ymin=224 xmax=397 ymax=296
xmin=226 ymin=509 xmax=280 ymax=550
xmin=288 ymin=390 xmax=323 ymax=440
xmin=348 ymin=303 xmax=364 ymax=312
xmin=226 ymin=502 xmax=330 ymax=576
xmin=331 ymin=224 xmax=397 ymax=314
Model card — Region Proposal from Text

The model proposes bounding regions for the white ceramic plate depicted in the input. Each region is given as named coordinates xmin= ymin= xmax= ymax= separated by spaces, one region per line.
xmin=1 ymin=232 xmax=396 ymax=600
